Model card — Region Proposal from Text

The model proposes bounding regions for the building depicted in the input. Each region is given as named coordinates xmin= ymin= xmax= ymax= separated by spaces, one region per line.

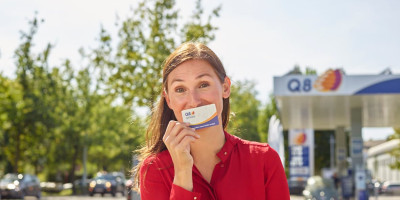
xmin=366 ymin=139 xmax=400 ymax=182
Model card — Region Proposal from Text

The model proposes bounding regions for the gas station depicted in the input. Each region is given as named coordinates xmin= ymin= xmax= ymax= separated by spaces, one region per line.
xmin=273 ymin=69 xmax=400 ymax=199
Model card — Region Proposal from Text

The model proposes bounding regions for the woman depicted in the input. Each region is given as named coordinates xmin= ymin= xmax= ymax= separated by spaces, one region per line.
xmin=134 ymin=42 xmax=289 ymax=199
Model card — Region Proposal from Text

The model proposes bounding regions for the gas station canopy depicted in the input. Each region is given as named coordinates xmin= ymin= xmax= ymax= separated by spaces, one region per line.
xmin=273 ymin=69 xmax=400 ymax=130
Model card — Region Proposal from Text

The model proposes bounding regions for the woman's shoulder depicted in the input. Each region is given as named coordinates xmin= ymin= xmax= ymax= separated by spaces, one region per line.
xmin=139 ymin=150 xmax=174 ymax=182
xmin=142 ymin=150 xmax=172 ymax=168
xmin=230 ymin=134 xmax=277 ymax=157
xmin=237 ymin=138 xmax=283 ymax=168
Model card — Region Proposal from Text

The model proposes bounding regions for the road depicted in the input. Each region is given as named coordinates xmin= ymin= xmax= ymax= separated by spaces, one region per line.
xmin=290 ymin=195 xmax=400 ymax=200
xmin=20 ymin=192 xmax=139 ymax=200
xmin=19 ymin=194 xmax=399 ymax=200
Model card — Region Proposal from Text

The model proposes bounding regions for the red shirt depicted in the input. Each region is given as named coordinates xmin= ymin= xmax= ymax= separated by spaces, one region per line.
xmin=140 ymin=131 xmax=290 ymax=200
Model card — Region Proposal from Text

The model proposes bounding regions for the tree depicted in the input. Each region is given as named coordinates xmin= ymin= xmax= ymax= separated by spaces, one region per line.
xmin=0 ymin=74 xmax=24 ymax=174
xmin=389 ymin=128 xmax=400 ymax=169
xmin=1 ymin=0 xmax=222 ymax=182
xmin=228 ymin=80 xmax=261 ymax=141
xmin=257 ymin=94 xmax=279 ymax=143
xmin=1 ymin=16 xmax=58 ymax=173
xmin=286 ymin=64 xmax=317 ymax=75
xmin=83 ymin=0 xmax=221 ymax=111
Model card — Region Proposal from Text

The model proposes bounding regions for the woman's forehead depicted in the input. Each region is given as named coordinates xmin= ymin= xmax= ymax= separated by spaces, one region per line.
xmin=168 ymin=60 xmax=216 ymax=80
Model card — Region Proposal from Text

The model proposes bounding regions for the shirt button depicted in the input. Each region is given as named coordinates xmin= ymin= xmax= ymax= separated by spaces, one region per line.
xmin=221 ymin=164 xmax=224 ymax=167
xmin=224 ymin=152 xmax=227 ymax=155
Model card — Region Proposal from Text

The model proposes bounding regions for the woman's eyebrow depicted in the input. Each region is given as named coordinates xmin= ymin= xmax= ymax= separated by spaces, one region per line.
xmin=170 ymin=78 xmax=184 ymax=85
xmin=171 ymin=73 xmax=212 ymax=85
xmin=196 ymin=73 xmax=212 ymax=79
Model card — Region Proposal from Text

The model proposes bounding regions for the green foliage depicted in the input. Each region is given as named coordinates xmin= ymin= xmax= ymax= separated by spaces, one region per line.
xmin=389 ymin=128 xmax=400 ymax=169
xmin=228 ymin=80 xmax=261 ymax=141
xmin=287 ymin=64 xmax=317 ymax=75
xmin=182 ymin=0 xmax=221 ymax=43
xmin=313 ymin=131 xmax=334 ymax=175
xmin=258 ymin=94 xmax=279 ymax=143
xmin=305 ymin=67 xmax=317 ymax=75
xmin=1 ymin=16 xmax=57 ymax=174
xmin=0 ymin=75 xmax=24 ymax=174
xmin=82 ymin=0 xmax=220 ymax=110
xmin=0 ymin=15 xmax=145 ymax=182
xmin=0 ymin=0 xmax=220 ymax=182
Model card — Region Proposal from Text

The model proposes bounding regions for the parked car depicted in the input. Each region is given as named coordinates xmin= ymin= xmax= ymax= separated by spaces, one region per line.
xmin=368 ymin=179 xmax=383 ymax=194
xmin=381 ymin=181 xmax=400 ymax=195
xmin=288 ymin=179 xmax=307 ymax=195
xmin=40 ymin=182 xmax=64 ymax=193
xmin=126 ymin=177 xmax=134 ymax=200
xmin=0 ymin=173 xmax=41 ymax=199
xmin=126 ymin=177 xmax=141 ymax=200
xmin=89 ymin=172 xmax=125 ymax=197
xmin=302 ymin=176 xmax=339 ymax=200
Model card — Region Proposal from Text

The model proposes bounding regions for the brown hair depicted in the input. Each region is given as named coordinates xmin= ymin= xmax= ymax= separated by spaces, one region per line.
xmin=133 ymin=42 xmax=230 ymax=191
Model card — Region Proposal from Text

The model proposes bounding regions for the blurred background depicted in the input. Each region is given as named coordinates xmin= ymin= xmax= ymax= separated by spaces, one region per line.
xmin=1 ymin=0 xmax=400 ymax=199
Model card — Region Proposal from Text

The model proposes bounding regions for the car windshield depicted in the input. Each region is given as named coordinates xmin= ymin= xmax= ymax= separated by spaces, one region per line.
xmin=307 ymin=177 xmax=335 ymax=189
xmin=95 ymin=174 xmax=116 ymax=181
xmin=0 ymin=174 xmax=20 ymax=183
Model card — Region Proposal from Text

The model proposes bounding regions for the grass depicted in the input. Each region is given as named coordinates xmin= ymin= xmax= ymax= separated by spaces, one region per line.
xmin=42 ymin=189 xmax=72 ymax=196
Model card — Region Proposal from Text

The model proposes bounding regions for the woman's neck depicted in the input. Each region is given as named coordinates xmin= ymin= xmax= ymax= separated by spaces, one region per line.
xmin=190 ymin=125 xmax=226 ymax=156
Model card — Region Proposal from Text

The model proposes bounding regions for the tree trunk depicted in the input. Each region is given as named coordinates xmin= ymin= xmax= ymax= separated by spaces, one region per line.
xmin=70 ymin=144 xmax=79 ymax=194
xmin=14 ymin=130 xmax=21 ymax=173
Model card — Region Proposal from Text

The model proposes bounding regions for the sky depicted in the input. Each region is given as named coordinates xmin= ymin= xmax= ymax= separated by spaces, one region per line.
xmin=1 ymin=0 xmax=399 ymax=140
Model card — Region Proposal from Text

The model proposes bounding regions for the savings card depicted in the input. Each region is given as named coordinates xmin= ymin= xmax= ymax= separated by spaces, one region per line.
xmin=181 ymin=104 xmax=219 ymax=130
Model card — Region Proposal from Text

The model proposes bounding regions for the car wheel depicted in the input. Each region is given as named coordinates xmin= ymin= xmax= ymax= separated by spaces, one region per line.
xmin=37 ymin=191 xmax=42 ymax=199
xmin=20 ymin=192 xmax=25 ymax=199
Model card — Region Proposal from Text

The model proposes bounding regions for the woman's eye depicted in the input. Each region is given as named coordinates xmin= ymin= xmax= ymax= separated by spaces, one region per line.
xmin=200 ymin=83 xmax=209 ymax=88
xmin=175 ymin=88 xmax=185 ymax=93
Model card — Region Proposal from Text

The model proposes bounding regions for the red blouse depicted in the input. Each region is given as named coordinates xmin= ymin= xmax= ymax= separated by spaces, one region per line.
xmin=139 ymin=131 xmax=290 ymax=200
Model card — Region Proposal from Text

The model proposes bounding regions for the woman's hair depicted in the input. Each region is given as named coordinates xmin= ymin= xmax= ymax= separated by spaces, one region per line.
xmin=133 ymin=41 xmax=230 ymax=190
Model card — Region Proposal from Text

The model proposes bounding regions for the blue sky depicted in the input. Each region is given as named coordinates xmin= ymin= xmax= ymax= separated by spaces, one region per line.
xmin=1 ymin=0 xmax=398 ymax=140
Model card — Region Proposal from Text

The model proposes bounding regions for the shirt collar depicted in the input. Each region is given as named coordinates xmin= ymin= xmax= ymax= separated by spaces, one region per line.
xmin=217 ymin=131 xmax=240 ymax=163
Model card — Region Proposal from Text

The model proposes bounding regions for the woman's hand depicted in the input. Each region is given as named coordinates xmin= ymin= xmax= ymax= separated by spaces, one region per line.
xmin=163 ymin=120 xmax=200 ymax=191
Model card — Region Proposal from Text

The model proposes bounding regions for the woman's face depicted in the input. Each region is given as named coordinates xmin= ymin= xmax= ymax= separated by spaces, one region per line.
xmin=165 ymin=59 xmax=231 ymax=124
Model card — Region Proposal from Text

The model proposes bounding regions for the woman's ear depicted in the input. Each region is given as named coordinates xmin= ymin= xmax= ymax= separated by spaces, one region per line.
xmin=222 ymin=76 xmax=231 ymax=98
xmin=163 ymin=88 xmax=171 ymax=108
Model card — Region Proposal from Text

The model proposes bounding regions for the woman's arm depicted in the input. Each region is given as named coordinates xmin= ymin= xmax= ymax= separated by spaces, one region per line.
xmin=139 ymin=158 xmax=170 ymax=199
xmin=140 ymin=121 xmax=202 ymax=200
xmin=264 ymin=147 xmax=290 ymax=200
xmin=163 ymin=121 xmax=199 ymax=191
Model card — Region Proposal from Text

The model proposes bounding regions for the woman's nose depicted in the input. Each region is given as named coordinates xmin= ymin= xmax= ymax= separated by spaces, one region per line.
xmin=188 ymin=90 xmax=202 ymax=108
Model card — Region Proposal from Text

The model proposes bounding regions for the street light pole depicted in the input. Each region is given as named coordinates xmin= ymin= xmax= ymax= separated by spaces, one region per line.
xmin=330 ymin=134 xmax=335 ymax=170
xmin=82 ymin=144 xmax=87 ymax=194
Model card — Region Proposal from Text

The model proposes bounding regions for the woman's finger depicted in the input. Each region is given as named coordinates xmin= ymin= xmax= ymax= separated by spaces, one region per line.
xmin=163 ymin=120 xmax=177 ymax=142
xmin=175 ymin=127 xmax=199 ymax=144
xmin=165 ymin=122 xmax=187 ymax=146
xmin=175 ymin=135 xmax=197 ymax=152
